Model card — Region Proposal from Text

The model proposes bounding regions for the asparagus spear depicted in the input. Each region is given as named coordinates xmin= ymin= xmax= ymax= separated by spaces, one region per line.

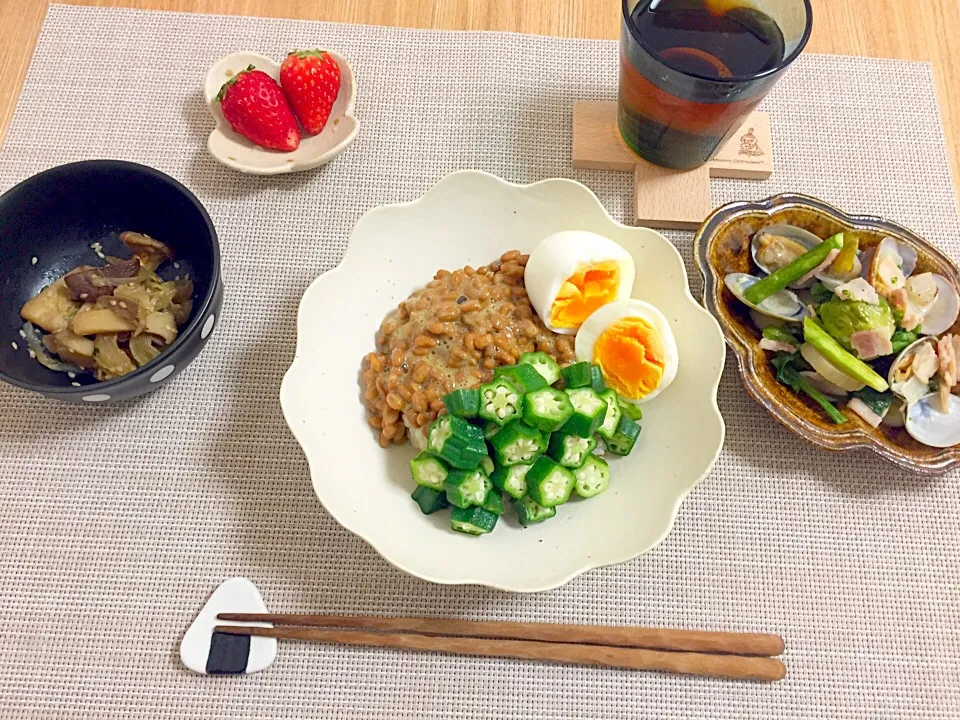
xmin=802 ymin=317 xmax=889 ymax=392
xmin=744 ymin=233 xmax=845 ymax=305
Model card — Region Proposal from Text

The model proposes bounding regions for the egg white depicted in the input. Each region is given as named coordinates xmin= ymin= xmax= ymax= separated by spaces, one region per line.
xmin=574 ymin=299 xmax=679 ymax=404
xmin=523 ymin=231 xmax=636 ymax=334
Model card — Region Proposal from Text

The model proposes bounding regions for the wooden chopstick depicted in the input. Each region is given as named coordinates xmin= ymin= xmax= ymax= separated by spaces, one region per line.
xmin=214 ymin=624 xmax=786 ymax=682
xmin=216 ymin=613 xmax=784 ymax=657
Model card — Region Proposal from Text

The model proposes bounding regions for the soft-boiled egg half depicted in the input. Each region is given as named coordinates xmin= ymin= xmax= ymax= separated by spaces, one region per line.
xmin=524 ymin=231 xmax=636 ymax=335
xmin=575 ymin=299 xmax=679 ymax=404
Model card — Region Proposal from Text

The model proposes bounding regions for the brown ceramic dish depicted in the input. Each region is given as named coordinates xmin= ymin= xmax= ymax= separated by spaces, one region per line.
xmin=695 ymin=193 xmax=960 ymax=475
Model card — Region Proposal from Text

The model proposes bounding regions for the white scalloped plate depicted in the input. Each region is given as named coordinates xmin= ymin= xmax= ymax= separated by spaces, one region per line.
xmin=281 ymin=171 xmax=725 ymax=592
xmin=203 ymin=51 xmax=359 ymax=175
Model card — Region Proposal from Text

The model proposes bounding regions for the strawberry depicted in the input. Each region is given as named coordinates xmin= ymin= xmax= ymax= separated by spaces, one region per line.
xmin=217 ymin=66 xmax=301 ymax=152
xmin=280 ymin=50 xmax=342 ymax=135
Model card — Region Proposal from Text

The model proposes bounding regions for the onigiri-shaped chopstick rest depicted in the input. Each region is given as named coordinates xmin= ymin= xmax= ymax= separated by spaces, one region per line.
xmin=180 ymin=577 xmax=276 ymax=675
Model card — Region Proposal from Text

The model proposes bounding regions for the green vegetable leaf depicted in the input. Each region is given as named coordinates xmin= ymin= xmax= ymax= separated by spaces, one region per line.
xmin=771 ymin=353 xmax=847 ymax=425
xmin=771 ymin=352 xmax=804 ymax=381
xmin=891 ymin=327 xmax=920 ymax=354
xmin=809 ymin=282 xmax=834 ymax=305
xmin=851 ymin=387 xmax=894 ymax=418
xmin=762 ymin=325 xmax=800 ymax=347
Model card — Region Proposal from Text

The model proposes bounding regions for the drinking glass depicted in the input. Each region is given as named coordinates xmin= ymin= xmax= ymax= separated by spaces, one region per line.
xmin=618 ymin=0 xmax=812 ymax=169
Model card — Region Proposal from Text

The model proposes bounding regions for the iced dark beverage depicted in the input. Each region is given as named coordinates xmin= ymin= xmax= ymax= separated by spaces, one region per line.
xmin=618 ymin=0 xmax=812 ymax=169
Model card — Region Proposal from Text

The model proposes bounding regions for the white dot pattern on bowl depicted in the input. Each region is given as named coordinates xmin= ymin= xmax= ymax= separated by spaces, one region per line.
xmin=150 ymin=365 xmax=175 ymax=383
xmin=201 ymin=314 xmax=216 ymax=339
xmin=82 ymin=394 xmax=111 ymax=402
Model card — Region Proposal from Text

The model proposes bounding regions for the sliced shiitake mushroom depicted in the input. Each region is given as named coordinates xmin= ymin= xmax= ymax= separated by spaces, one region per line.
xmin=95 ymin=295 xmax=147 ymax=334
xmin=63 ymin=257 xmax=140 ymax=301
xmin=120 ymin=231 xmax=174 ymax=273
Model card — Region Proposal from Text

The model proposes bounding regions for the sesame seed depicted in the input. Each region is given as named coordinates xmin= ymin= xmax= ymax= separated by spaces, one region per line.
xmin=11 ymin=342 xmax=18 ymax=350
xmin=71 ymin=382 xmax=81 ymax=387
xmin=31 ymin=257 xmax=38 ymax=265
xmin=173 ymin=262 xmax=180 ymax=269
xmin=67 ymin=372 xmax=76 ymax=379
xmin=18 ymin=329 xmax=26 ymax=339
xmin=28 ymin=350 xmax=36 ymax=359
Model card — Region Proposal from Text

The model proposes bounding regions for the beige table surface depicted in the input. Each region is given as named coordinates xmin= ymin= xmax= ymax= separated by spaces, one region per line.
xmin=0 ymin=0 xmax=959 ymax=204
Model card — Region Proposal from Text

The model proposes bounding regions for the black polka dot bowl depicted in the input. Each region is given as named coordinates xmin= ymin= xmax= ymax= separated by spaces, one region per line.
xmin=0 ymin=160 xmax=223 ymax=403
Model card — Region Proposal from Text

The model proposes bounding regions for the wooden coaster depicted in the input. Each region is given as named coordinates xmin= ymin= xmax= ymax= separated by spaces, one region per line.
xmin=634 ymin=163 xmax=711 ymax=230
xmin=572 ymin=101 xmax=774 ymax=230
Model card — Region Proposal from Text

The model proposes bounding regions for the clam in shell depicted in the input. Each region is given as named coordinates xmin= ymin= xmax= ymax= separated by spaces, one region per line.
xmin=859 ymin=240 xmax=918 ymax=281
xmin=889 ymin=336 xmax=939 ymax=406
xmin=868 ymin=237 xmax=907 ymax=296
xmin=751 ymin=224 xmax=821 ymax=287
xmin=749 ymin=308 xmax=787 ymax=331
xmin=914 ymin=274 xmax=960 ymax=336
xmin=725 ymin=272 xmax=807 ymax=323
xmin=899 ymin=243 xmax=919 ymax=278
xmin=905 ymin=393 xmax=960 ymax=448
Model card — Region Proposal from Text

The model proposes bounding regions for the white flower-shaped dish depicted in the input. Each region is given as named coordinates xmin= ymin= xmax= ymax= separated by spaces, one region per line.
xmin=203 ymin=51 xmax=359 ymax=175
xmin=281 ymin=171 xmax=726 ymax=592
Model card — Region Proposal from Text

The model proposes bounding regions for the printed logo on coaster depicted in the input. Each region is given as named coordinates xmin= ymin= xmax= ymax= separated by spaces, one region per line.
xmin=180 ymin=578 xmax=277 ymax=675
xmin=738 ymin=128 xmax=765 ymax=157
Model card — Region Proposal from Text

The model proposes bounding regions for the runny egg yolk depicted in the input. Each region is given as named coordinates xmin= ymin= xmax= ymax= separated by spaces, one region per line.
xmin=592 ymin=317 xmax=666 ymax=400
xmin=549 ymin=261 xmax=621 ymax=329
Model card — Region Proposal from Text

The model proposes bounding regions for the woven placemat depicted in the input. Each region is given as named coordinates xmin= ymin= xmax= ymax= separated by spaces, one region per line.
xmin=1 ymin=5 xmax=958 ymax=718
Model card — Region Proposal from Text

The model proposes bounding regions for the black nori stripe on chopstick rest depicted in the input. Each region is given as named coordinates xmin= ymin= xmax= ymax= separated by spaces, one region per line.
xmin=206 ymin=631 xmax=250 ymax=674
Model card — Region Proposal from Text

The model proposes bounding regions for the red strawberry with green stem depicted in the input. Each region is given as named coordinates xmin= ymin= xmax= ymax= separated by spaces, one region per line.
xmin=217 ymin=66 xmax=301 ymax=152
xmin=280 ymin=50 xmax=342 ymax=135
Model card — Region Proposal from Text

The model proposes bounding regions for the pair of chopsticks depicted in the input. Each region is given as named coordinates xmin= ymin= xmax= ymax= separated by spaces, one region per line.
xmin=215 ymin=614 xmax=786 ymax=681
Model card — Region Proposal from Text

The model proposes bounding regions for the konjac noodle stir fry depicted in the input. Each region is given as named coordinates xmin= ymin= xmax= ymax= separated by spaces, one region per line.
xmin=725 ymin=225 xmax=960 ymax=448
xmin=20 ymin=232 xmax=192 ymax=381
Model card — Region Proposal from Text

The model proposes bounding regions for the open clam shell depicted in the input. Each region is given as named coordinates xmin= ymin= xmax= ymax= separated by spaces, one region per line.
xmin=906 ymin=393 xmax=960 ymax=448
xmin=817 ymin=253 xmax=863 ymax=290
xmin=862 ymin=237 xmax=918 ymax=284
xmin=917 ymin=274 xmax=960 ymax=336
xmin=751 ymin=224 xmax=822 ymax=288
xmin=867 ymin=237 xmax=907 ymax=294
xmin=724 ymin=272 xmax=807 ymax=323
xmin=749 ymin=308 xmax=786 ymax=330
xmin=899 ymin=243 xmax=919 ymax=278
xmin=888 ymin=336 xmax=938 ymax=406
